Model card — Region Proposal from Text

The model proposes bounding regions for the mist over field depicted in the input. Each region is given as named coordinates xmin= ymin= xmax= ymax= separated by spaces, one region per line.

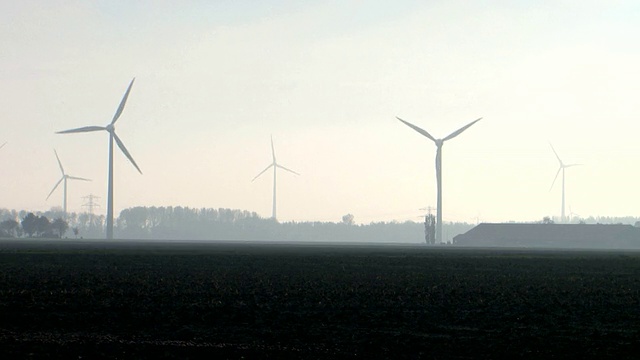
xmin=1 ymin=1 xmax=640 ymax=235
xmin=4 ymin=3 xmax=640 ymax=358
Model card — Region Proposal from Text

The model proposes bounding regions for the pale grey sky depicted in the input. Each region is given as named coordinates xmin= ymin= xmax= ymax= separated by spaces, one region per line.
xmin=1 ymin=1 xmax=639 ymax=224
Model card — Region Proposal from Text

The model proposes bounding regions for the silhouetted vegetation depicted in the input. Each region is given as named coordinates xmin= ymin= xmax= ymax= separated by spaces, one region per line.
xmin=541 ymin=216 xmax=555 ymax=224
xmin=50 ymin=218 xmax=69 ymax=238
xmin=2 ymin=206 xmax=639 ymax=242
xmin=19 ymin=213 xmax=38 ymax=237
xmin=341 ymin=213 xmax=355 ymax=225
xmin=0 ymin=219 xmax=19 ymax=238
xmin=0 ymin=211 xmax=69 ymax=239
xmin=0 ymin=208 xmax=103 ymax=239
xmin=114 ymin=206 xmax=430 ymax=242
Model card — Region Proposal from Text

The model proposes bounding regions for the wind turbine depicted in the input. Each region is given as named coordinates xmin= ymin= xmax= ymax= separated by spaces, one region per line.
xmin=397 ymin=116 xmax=482 ymax=244
xmin=46 ymin=149 xmax=91 ymax=217
xmin=252 ymin=135 xmax=299 ymax=220
xmin=549 ymin=143 xmax=582 ymax=223
xmin=56 ymin=78 xmax=142 ymax=239
xmin=568 ymin=206 xmax=580 ymax=223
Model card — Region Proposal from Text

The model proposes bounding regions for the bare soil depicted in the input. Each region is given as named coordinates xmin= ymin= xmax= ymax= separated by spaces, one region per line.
xmin=0 ymin=240 xmax=639 ymax=359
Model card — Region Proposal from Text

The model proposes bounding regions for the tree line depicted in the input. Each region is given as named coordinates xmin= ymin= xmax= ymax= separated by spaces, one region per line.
xmin=0 ymin=212 xmax=69 ymax=238
xmin=114 ymin=206 xmax=438 ymax=243
xmin=0 ymin=206 xmax=474 ymax=242
xmin=0 ymin=208 xmax=103 ymax=239
xmin=2 ymin=205 xmax=638 ymax=242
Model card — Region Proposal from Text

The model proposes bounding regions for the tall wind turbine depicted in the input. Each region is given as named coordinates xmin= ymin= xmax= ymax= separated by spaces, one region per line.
xmin=397 ymin=116 xmax=482 ymax=244
xmin=549 ymin=143 xmax=582 ymax=223
xmin=252 ymin=135 xmax=299 ymax=220
xmin=46 ymin=149 xmax=91 ymax=216
xmin=56 ymin=78 xmax=142 ymax=239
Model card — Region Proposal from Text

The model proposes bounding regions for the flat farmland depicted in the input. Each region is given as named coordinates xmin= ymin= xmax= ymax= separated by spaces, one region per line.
xmin=0 ymin=240 xmax=639 ymax=359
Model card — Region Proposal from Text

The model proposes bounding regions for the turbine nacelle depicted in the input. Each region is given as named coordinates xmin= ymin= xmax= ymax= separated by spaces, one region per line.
xmin=46 ymin=149 xmax=91 ymax=214
xmin=253 ymin=136 xmax=299 ymax=219
xmin=549 ymin=143 xmax=583 ymax=191
xmin=548 ymin=143 xmax=583 ymax=223
xmin=397 ymin=115 xmax=481 ymax=244
xmin=55 ymin=78 xmax=140 ymax=239
xmin=396 ymin=116 xmax=482 ymax=146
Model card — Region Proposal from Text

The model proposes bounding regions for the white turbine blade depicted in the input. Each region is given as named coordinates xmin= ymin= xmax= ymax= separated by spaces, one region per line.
xmin=111 ymin=78 xmax=135 ymax=125
xmin=113 ymin=132 xmax=142 ymax=174
xmin=271 ymin=135 xmax=276 ymax=162
xmin=276 ymin=164 xmax=300 ymax=176
xmin=56 ymin=126 xmax=106 ymax=134
xmin=54 ymin=149 xmax=65 ymax=175
xmin=396 ymin=117 xmax=436 ymax=142
xmin=0 ymin=142 xmax=6 ymax=149
xmin=565 ymin=163 xmax=583 ymax=168
xmin=549 ymin=143 xmax=566 ymax=167
xmin=443 ymin=117 xmax=482 ymax=141
xmin=549 ymin=167 xmax=561 ymax=191
xmin=252 ymin=164 xmax=273 ymax=182
xmin=68 ymin=175 xmax=92 ymax=182
xmin=46 ymin=177 xmax=64 ymax=200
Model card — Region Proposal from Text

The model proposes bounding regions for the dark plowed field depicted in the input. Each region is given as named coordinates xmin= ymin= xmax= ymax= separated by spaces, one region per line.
xmin=0 ymin=240 xmax=639 ymax=359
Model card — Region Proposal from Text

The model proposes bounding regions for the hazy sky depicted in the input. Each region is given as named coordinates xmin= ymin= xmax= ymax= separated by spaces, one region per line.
xmin=2 ymin=1 xmax=640 ymax=224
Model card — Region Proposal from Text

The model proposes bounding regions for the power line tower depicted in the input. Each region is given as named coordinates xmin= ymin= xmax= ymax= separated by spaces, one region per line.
xmin=82 ymin=194 xmax=101 ymax=217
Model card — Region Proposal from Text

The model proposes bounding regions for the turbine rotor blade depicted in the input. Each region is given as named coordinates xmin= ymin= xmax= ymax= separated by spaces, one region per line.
xmin=0 ymin=142 xmax=6 ymax=149
xmin=564 ymin=163 xmax=583 ymax=168
xmin=549 ymin=143 xmax=563 ymax=166
xmin=111 ymin=78 xmax=135 ymax=125
xmin=270 ymin=135 xmax=277 ymax=163
xmin=67 ymin=176 xmax=91 ymax=181
xmin=252 ymin=164 xmax=274 ymax=182
xmin=46 ymin=177 xmax=64 ymax=200
xmin=396 ymin=117 xmax=436 ymax=142
xmin=113 ymin=132 xmax=142 ymax=174
xmin=54 ymin=149 xmax=65 ymax=175
xmin=443 ymin=117 xmax=482 ymax=141
xmin=550 ymin=167 xmax=561 ymax=191
xmin=276 ymin=164 xmax=300 ymax=176
xmin=56 ymin=126 xmax=106 ymax=134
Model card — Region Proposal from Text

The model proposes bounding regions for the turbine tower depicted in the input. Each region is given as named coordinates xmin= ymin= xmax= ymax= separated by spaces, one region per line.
xmin=46 ymin=150 xmax=91 ymax=216
xmin=549 ymin=143 xmax=581 ymax=223
xmin=56 ymin=78 xmax=142 ymax=239
xmin=397 ymin=116 xmax=481 ymax=244
xmin=252 ymin=135 xmax=299 ymax=220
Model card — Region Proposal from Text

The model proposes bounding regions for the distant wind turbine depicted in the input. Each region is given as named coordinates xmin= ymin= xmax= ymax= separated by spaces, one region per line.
xmin=56 ymin=78 xmax=142 ymax=239
xmin=549 ymin=143 xmax=582 ymax=223
xmin=397 ymin=116 xmax=482 ymax=244
xmin=569 ymin=206 xmax=580 ymax=222
xmin=46 ymin=149 xmax=91 ymax=216
xmin=252 ymin=135 xmax=299 ymax=220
